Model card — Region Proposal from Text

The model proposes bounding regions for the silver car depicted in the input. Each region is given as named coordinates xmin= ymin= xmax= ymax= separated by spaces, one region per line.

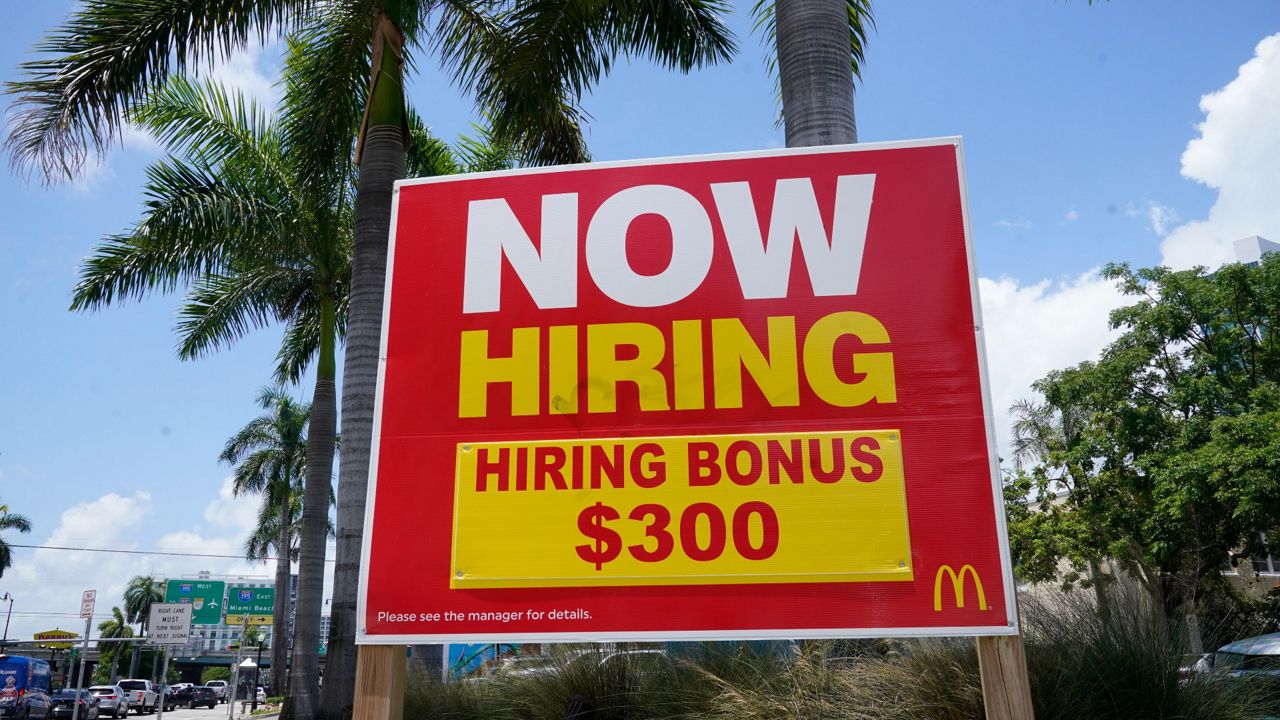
xmin=87 ymin=687 xmax=128 ymax=719
xmin=1215 ymin=632 xmax=1280 ymax=679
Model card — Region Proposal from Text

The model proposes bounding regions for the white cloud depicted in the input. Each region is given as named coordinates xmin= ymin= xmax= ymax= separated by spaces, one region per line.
xmin=1161 ymin=33 xmax=1280 ymax=268
xmin=204 ymin=476 xmax=262 ymax=533
xmin=995 ymin=218 xmax=1033 ymax=230
xmin=1065 ymin=207 xmax=1079 ymax=222
xmin=198 ymin=40 xmax=283 ymax=111
xmin=0 ymin=487 xmax=278 ymax=644
xmin=1147 ymin=202 xmax=1180 ymax=236
xmin=978 ymin=271 xmax=1126 ymax=459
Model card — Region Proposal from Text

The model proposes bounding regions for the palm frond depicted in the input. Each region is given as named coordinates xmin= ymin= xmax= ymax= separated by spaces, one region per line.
xmin=175 ymin=265 xmax=309 ymax=359
xmin=0 ymin=510 xmax=32 ymax=534
xmin=454 ymin=119 xmax=516 ymax=174
xmin=219 ymin=414 xmax=278 ymax=464
xmin=5 ymin=0 xmax=307 ymax=182
xmin=132 ymin=74 xmax=295 ymax=195
xmin=229 ymin=448 xmax=281 ymax=496
xmin=274 ymin=301 xmax=321 ymax=384
xmin=279 ymin=2 xmax=371 ymax=192
xmin=446 ymin=0 xmax=735 ymax=165
xmin=70 ymin=156 xmax=286 ymax=311
xmin=405 ymin=108 xmax=461 ymax=177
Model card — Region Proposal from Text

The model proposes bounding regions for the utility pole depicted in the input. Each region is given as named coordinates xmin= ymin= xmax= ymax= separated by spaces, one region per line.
xmin=0 ymin=593 xmax=13 ymax=652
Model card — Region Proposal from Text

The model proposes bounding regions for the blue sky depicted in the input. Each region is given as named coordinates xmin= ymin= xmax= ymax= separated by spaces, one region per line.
xmin=1 ymin=1 xmax=1278 ymax=639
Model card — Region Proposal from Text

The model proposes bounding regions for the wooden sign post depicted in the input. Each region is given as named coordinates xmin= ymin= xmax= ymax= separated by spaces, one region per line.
xmin=352 ymin=646 xmax=405 ymax=720
xmin=978 ymin=632 xmax=1035 ymax=719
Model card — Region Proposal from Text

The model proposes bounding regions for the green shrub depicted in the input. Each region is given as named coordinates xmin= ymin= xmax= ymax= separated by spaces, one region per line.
xmin=404 ymin=591 xmax=1279 ymax=720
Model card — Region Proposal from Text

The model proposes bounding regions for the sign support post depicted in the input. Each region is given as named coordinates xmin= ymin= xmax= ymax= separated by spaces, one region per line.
xmin=352 ymin=646 xmax=404 ymax=720
xmin=977 ymin=634 xmax=1034 ymax=719
xmin=155 ymin=651 xmax=170 ymax=720
xmin=71 ymin=590 xmax=95 ymax=720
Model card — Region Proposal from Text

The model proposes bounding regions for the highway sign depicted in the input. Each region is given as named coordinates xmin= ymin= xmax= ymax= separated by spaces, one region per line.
xmin=225 ymin=586 xmax=274 ymax=625
xmin=164 ymin=580 xmax=225 ymax=625
xmin=148 ymin=603 xmax=192 ymax=645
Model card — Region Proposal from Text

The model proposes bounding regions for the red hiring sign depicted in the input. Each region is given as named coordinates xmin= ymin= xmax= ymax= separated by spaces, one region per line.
xmin=357 ymin=138 xmax=1017 ymax=643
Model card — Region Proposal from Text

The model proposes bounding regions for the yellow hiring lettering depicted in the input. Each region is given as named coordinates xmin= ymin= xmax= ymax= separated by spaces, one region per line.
xmin=548 ymin=325 xmax=579 ymax=414
xmin=933 ymin=564 xmax=988 ymax=612
xmin=459 ymin=327 xmax=541 ymax=418
xmin=587 ymin=322 xmax=670 ymax=413
xmin=803 ymin=311 xmax=897 ymax=406
xmin=456 ymin=311 xmax=898 ymax=418
xmin=711 ymin=316 xmax=799 ymax=409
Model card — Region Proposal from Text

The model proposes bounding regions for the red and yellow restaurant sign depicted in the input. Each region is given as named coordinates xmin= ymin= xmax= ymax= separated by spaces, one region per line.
xmin=357 ymin=138 xmax=1018 ymax=643
xmin=34 ymin=630 xmax=79 ymax=649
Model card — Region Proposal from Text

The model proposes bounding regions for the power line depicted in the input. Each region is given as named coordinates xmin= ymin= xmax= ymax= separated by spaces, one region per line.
xmin=9 ymin=543 xmax=333 ymax=563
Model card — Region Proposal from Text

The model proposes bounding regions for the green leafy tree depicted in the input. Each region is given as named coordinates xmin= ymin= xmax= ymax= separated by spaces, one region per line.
xmin=202 ymin=667 xmax=232 ymax=684
xmin=122 ymin=576 xmax=162 ymax=678
xmin=0 ymin=503 xmax=32 ymax=580
xmin=1006 ymin=255 xmax=1280 ymax=648
xmin=9 ymin=6 xmax=735 ymax=717
xmin=97 ymin=606 xmax=135 ymax=682
xmin=221 ymin=387 xmax=310 ymax=697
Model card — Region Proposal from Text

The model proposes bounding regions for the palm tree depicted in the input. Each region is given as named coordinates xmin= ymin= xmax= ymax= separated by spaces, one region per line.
xmin=755 ymin=0 xmax=873 ymax=146
xmin=69 ymin=66 xmax=347 ymax=717
xmin=123 ymin=576 xmax=163 ymax=678
xmin=10 ymin=6 xmax=736 ymax=714
xmin=98 ymin=606 xmax=135 ymax=682
xmin=0 ymin=503 xmax=31 ymax=580
xmin=67 ymin=56 xmax=507 ymax=714
xmin=221 ymin=387 xmax=310 ymax=696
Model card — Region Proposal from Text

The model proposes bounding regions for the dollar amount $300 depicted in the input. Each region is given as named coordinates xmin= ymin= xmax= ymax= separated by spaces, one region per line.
xmin=575 ymin=501 xmax=780 ymax=569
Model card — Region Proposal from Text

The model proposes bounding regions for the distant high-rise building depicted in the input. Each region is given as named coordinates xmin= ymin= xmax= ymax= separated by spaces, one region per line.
xmin=1235 ymin=235 xmax=1279 ymax=266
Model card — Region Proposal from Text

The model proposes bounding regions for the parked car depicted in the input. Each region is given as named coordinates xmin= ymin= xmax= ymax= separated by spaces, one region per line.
xmin=167 ymin=687 xmax=214 ymax=711
xmin=49 ymin=690 xmax=98 ymax=720
xmin=150 ymin=688 xmax=173 ymax=715
xmin=0 ymin=655 xmax=53 ymax=720
xmin=1214 ymin=632 xmax=1280 ymax=679
xmin=115 ymin=681 xmax=154 ymax=715
xmin=201 ymin=682 xmax=228 ymax=704
xmin=86 ymin=687 xmax=128 ymax=719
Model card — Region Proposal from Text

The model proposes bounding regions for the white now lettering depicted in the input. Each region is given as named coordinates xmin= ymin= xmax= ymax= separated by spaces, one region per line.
xmin=460 ymin=175 xmax=876 ymax=313
xmin=710 ymin=175 xmax=876 ymax=298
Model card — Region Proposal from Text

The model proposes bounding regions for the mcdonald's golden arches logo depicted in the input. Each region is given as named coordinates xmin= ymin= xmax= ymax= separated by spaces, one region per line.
xmin=933 ymin=564 xmax=988 ymax=612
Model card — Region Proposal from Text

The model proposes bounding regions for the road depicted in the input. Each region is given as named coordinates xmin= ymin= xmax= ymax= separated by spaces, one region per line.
xmin=153 ymin=701 xmax=270 ymax=720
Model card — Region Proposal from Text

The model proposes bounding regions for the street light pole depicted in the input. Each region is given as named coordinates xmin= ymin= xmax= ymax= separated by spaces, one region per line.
xmin=252 ymin=644 xmax=263 ymax=712
xmin=1 ymin=593 xmax=13 ymax=652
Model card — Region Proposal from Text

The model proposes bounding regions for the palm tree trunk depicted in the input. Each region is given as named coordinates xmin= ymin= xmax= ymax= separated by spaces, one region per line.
xmin=776 ymin=0 xmax=858 ymax=146
xmin=270 ymin=479 xmax=291 ymax=696
xmin=320 ymin=7 xmax=407 ymax=717
xmin=283 ymin=299 xmax=339 ymax=720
